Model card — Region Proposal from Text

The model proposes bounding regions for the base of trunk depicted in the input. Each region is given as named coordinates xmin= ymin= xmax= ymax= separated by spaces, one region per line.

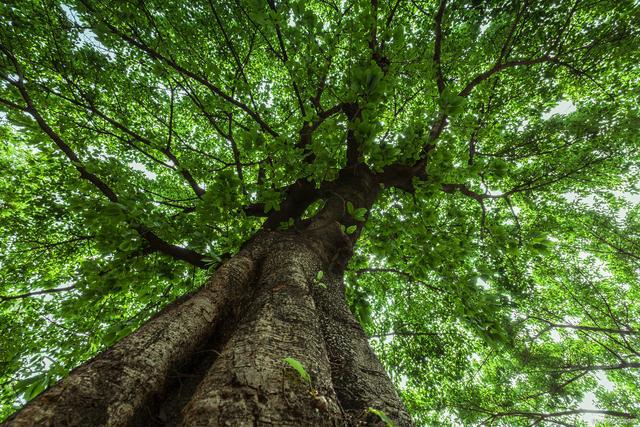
xmin=4 ymin=230 xmax=412 ymax=427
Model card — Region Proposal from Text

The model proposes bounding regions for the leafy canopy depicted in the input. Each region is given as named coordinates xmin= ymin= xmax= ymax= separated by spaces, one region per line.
xmin=1 ymin=0 xmax=639 ymax=424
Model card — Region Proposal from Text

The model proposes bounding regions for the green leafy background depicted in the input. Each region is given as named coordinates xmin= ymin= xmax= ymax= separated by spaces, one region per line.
xmin=1 ymin=0 xmax=639 ymax=424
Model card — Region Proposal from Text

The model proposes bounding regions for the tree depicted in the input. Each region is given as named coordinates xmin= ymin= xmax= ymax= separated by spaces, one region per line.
xmin=0 ymin=0 xmax=638 ymax=424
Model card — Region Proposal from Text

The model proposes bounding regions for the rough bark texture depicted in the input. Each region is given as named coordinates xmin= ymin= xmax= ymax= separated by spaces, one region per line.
xmin=3 ymin=253 xmax=257 ymax=427
xmin=181 ymin=235 xmax=342 ymax=426
xmin=3 ymin=168 xmax=412 ymax=426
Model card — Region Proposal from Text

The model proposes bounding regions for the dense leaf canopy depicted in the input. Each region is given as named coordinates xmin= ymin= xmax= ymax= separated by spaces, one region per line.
xmin=1 ymin=0 xmax=639 ymax=424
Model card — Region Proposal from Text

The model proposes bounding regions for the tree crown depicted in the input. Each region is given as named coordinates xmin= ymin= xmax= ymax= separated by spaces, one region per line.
xmin=1 ymin=0 xmax=639 ymax=424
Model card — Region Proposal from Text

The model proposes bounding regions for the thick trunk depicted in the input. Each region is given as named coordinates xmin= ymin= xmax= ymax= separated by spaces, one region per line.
xmin=3 ymin=170 xmax=412 ymax=426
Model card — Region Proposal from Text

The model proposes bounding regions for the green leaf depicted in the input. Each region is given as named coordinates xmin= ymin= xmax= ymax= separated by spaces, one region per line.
xmin=202 ymin=254 xmax=222 ymax=265
xmin=368 ymin=407 xmax=394 ymax=426
xmin=283 ymin=357 xmax=311 ymax=384
xmin=438 ymin=88 xmax=467 ymax=116
xmin=316 ymin=270 xmax=324 ymax=281
xmin=346 ymin=225 xmax=357 ymax=234
xmin=15 ymin=374 xmax=49 ymax=401
xmin=118 ymin=240 xmax=132 ymax=251
xmin=346 ymin=201 xmax=355 ymax=215
xmin=354 ymin=207 xmax=367 ymax=221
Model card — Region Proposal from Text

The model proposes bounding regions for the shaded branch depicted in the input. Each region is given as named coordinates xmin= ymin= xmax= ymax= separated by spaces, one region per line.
xmin=0 ymin=286 xmax=76 ymax=303
xmin=520 ymin=371 xmax=588 ymax=401
xmin=487 ymin=409 xmax=637 ymax=422
xmin=497 ymin=0 xmax=528 ymax=64
xmin=459 ymin=55 xmax=556 ymax=98
xmin=433 ymin=0 xmax=446 ymax=94
xmin=36 ymin=82 xmax=206 ymax=198
xmin=384 ymin=0 xmax=402 ymax=30
xmin=587 ymin=228 xmax=640 ymax=262
xmin=441 ymin=183 xmax=490 ymax=203
xmin=0 ymin=96 xmax=26 ymax=111
xmin=16 ymin=235 xmax=94 ymax=254
xmin=344 ymin=102 xmax=362 ymax=166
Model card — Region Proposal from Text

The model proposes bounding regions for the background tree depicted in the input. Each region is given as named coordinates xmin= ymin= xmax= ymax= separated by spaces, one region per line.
xmin=1 ymin=0 xmax=639 ymax=425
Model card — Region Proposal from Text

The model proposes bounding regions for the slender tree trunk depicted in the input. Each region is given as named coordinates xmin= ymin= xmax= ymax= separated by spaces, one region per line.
xmin=3 ymin=169 xmax=412 ymax=426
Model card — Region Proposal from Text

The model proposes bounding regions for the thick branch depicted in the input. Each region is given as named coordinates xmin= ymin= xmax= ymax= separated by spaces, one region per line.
xmin=262 ymin=179 xmax=319 ymax=229
xmin=227 ymin=114 xmax=247 ymax=194
xmin=344 ymin=103 xmax=362 ymax=166
xmin=133 ymin=224 xmax=207 ymax=268
xmin=295 ymin=102 xmax=346 ymax=165
xmin=441 ymin=183 xmax=489 ymax=202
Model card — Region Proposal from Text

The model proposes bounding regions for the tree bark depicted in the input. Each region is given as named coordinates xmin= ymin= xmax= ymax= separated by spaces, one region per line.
xmin=3 ymin=169 xmax=412 ymax=426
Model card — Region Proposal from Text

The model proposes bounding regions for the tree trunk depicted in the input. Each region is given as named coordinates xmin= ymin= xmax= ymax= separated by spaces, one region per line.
xmin=3 ymin=169 xmax=412 ymax=426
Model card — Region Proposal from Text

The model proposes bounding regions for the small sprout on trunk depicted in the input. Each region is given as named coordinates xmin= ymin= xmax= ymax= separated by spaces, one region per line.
xmin=283 ymin=357 xmax=311 ymax=384
xmin=368 ymin=407 xmax=394 ymax=426
xmin=314 ymin=270 xmax=327 ymax=288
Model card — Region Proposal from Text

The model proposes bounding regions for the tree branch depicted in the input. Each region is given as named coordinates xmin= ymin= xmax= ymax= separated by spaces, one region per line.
xmin=266 ymin=0 xmax=306 ymax=116
xmin=0 ymin=47 xmax=208 ymax=269
xmin=558 ymin=361 xmax=640 ymax=373
xmin=344 ymin=102 xmax=362 ymax=166
xmin=37 ymin=81 xmax=206 ymax=198
xmin=433 ymin=0 xmax=447 ymax=94
xmin=0 ymin=96 xmax=26 ymax=111
xmin=353 ymin=267 xmax=443 ymax=292
xmin=459 ymin=55 xmax=556 ymax=98
xmin=489 ymin=409 xmax=637 ymax=422
xmin=532 ymin=316 xmax=639 ymax=336
xmin=0 ymin=286 xmax=76 ymax=303
xmin=79 ymin=0 xmax=278 ymax=138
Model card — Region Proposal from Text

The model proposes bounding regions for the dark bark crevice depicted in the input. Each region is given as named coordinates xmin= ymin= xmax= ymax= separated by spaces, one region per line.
xmin=128 ymin=298 xmax=239 ymax=427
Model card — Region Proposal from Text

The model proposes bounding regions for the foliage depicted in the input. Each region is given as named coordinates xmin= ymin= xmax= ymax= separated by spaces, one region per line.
xmin=1 ymin=0 xmax=639 ymax=424
xmin=283 ymin=357 xmax=312 ymax=385
xmin=369 ymin=407 xmax=395 ymax=426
